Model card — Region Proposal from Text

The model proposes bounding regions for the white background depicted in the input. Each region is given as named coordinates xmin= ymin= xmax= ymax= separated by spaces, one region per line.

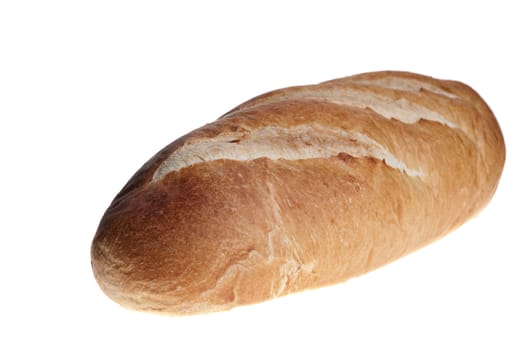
xmin=1 ymin=1 xmax=523 ymax=349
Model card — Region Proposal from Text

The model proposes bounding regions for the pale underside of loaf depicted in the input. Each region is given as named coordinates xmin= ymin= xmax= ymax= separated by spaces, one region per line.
xmin=91 ymin=71 xmax=505 ymax=315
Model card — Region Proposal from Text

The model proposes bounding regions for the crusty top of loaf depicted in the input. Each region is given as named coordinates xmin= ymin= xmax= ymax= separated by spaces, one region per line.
xmin=91 ymin=71 xmax=505 ymax=315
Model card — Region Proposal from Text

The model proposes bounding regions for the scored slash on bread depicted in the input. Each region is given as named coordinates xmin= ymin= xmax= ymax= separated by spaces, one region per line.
xmin=91 ymin=71 xmax=505 ymax=315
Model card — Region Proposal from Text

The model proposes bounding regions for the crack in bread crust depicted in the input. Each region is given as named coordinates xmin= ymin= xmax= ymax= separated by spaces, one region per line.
xmin=335 ymin=76 xmax=459 ymax=99
xmin=151 ymin=124 xmax=424 ymax=183
xmin=222 ymin=82 xmax=458 ymax=128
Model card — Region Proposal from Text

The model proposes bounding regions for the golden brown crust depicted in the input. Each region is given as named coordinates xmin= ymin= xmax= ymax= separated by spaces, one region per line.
xmin=91 ymin=71 xmax=505 ymax=315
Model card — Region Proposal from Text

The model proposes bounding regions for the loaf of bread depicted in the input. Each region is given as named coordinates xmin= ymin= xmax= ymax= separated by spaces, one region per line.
xmin=91 ymin=71 xmax=505 ymax=315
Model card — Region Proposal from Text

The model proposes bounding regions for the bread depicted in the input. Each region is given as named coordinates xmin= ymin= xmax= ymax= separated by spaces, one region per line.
xmin=91 ymin=71 xmax=505 ymax=315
